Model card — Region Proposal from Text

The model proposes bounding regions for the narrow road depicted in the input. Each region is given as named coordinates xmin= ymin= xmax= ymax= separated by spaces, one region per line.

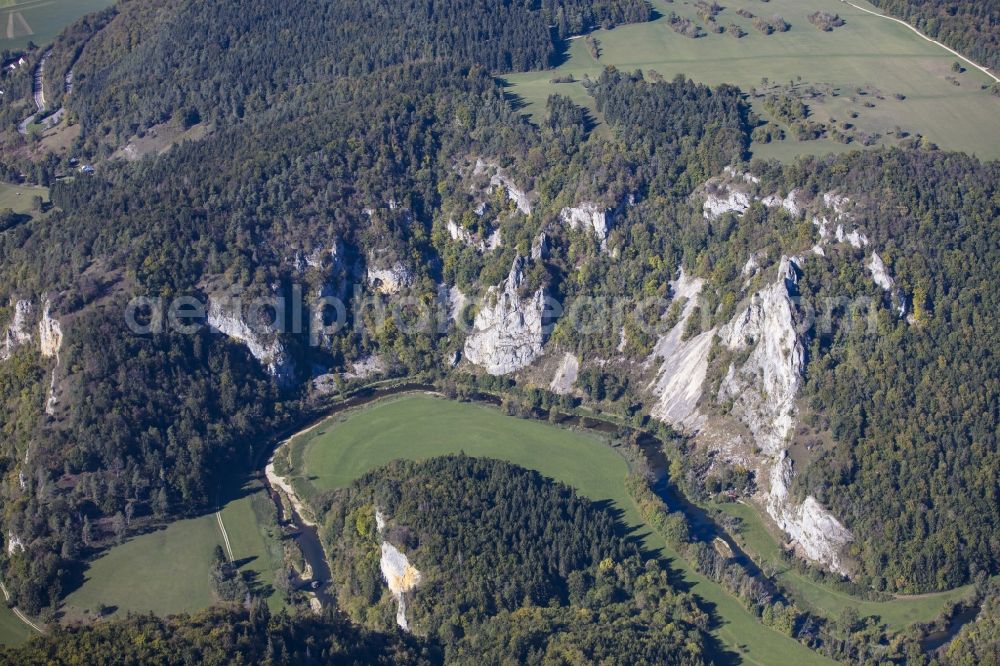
xmin=32 ymin=52 xmax=48 ymax=111
xmin=0 ymin=580 xmax=44 ymax=635
xmin=17 ymin=49 xmax=51 ymax=136
xmin=842 ymin=0 xmax=999 ymax=83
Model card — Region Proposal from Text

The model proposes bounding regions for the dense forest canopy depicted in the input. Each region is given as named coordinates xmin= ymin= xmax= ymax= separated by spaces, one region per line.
xmin=315 ymin=456 xmax=710 ymax=664
xmin=64 ymin=0 xmax=650 ymax=149
xmin=0 ymin=606 xmax=438 ymax=665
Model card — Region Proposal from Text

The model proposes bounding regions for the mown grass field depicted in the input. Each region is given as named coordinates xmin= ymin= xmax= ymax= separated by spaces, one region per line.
xmin=0 ymin=0 xmax=113 ymax=50
xmin=504 ymin=0 xmax=1000 ymax=160
xmin=218 ymin=480 xmax=289 ymax=612
xmin=289 ymin=394 xmax=833 ymax=666
xmin=0 ymin=182 xmax=47 ymax=215
xmin=61 ymin=482 xmax=286 ymax=622
xmin=0 ymin=605 xmax=33 ymax=646
xmin=710 ymin=500 xmax=974 ymax=631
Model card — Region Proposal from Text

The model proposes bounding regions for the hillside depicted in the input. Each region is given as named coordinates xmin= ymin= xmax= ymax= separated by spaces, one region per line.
xmin=0 ymin=0 xmax=997 ymax=661
xmin=315 ymin=455 xmax=710 ymax=664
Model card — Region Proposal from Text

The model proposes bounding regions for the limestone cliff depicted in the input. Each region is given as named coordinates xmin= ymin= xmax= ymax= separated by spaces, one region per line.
xmin=207 ymin=296 xmax=294 ymax=384
xmin=647 ymin=270 xmax=714 ymax=430
xmin=1 ymin=299 xmax=33 ymax=361
xmin=560 ymin=203 xmax=612 ymax=241
xmin=463 ymin=257 xmax=546 ymax=375
xmin=649 ymin=257 xmax=853 ymax=574
xmin=367 ymin=261 xmax=413 ymax=295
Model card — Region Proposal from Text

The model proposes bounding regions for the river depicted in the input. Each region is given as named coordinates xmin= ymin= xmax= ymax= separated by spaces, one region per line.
xmin=256 ymin=382 xmax=977 ymax=652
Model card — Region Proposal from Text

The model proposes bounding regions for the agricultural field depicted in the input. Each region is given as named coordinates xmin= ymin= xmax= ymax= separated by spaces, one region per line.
xmin=60 ymin=482 xmax=285 ymax=623
xmin=710 ymin=500 xmax=975 ymax=631
xmin=287 ymin=394 xmax=833 ymax=666
xmin=0 ymin=181 xmax=47 ymax=215
xmin=0 ymin=0 xmax=113 ymax=50
xmin=0 ymin=605 xmax=33 ymax=646
xmin=504 ymin=0 xmax=1000 ymax=160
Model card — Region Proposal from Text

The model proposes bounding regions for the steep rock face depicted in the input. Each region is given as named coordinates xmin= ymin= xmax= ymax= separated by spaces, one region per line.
xmin=463 ymin=257 xmax=546 ymax=375
xmin=717 ymin=257 xmax=804 ymax=456
xmin=715 ymin=257 xmax=853 ymax=573
xmin=867 ymin=251 xmax=894 ymax=291
xmin=207 ymin=297 xmax=294 ymax=384
xmin=648 ymin=271 xmax=715 ymax=430
xmin=489 ymin=172 xmax=532 ymax=215
xmin=560 ymin=203 xmax=611 ymax=240
xmin=1 ymin=299 xmax=34 ymax=361
xmin=376 ymin=510 xmax=421 ymax=631
xmin=769 ymin=455 xmax=854 ymax=573
xmin=38 ymin=300 xmax=63 ymax=415
xmin=367 ymin=262 xmax=413 ymax=295
xmin=380 ymin=542 xmax=421 ymax=631
xmin=703 ymin=188 xmax=751 ymax=220
xmin=6 ymin=531 xmax=24 ymax=556
xmin=649 ymin=257 xmax=853 ymax=574
xmin=38 ymin=300 xmax=62 ymax=359
xmin=446 ymin=219 xmax=500 ymax=252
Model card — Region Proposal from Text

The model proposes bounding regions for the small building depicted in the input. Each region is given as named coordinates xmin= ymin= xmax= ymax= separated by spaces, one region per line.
xmin=79 ymin=165 xmax=95 ymax=174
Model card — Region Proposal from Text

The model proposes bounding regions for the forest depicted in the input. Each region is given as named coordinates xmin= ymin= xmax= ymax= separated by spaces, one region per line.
xmin=315 ymin=455 xmax=710 ymax=664
xmin=0 ymin=0 xmax=996 ymax=655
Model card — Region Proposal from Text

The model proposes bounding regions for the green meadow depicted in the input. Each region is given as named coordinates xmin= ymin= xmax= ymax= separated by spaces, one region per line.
xmin=0 ymin=182 xmax=47 ymax=216
xmin=288 ymin=394 xmax=834 ymax=666
xmin=0 ymin=605 xmax=33 ymax=646
xmin=504 ymin=0 xmax=1000 ymax=160
xmin=60 ymin=481 xmax=286 ymax=623
xmin=710 ymin=500 xmax=974 ymax=631
xmin=1 ymin=0 xmax=114 ymax=50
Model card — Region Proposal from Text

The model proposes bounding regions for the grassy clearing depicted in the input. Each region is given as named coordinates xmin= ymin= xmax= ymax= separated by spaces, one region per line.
xmin=0 ymin=605 xmax=32 ymax=646
xmin=504 ymin=0 xmax=1000 ymax=160
xmin=289 ymin=394 xmax=832 ymax=665
xmin=0 ymin=181 xmax=48 ymax=216
xmin=1 ymin=0 xmax=114 ymax=50
xmin=60 ymin=514 xmax=222 ymax=622
xmin=218 ymin=480 xmax=289 ymax=612
xmin=710 ymin=501 xmax=973 ymax=631
xmin=61 ymin=482 xmax=286 ymax=622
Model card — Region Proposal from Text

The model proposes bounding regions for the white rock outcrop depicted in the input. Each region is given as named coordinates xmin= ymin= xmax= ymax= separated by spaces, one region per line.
xmin=867 ymin=252 xmax=894 ymax=291
xmin=1 ymin=299 xmax=33 ymax=361
xmin=560 ymin=203 xmax=612 ymax=241
xmin=648 ymin=271 xmax=715 ymax=430
xmin=531 ymin=232 xmax=548 ymax=260
xmin=447 ymin=219 xmax=475 ymax=246
xmin=6 ymin=531 xmax=24 ymax=556
xmin=768 ymin=455 xmax=854 ymax=573
xmin=649 ymin=257 xmax=853 ymax=574
xmin=489 ymin=173 xmax=532 ymax=215
xmin=463 ymin=258 xmax=547 ymax=375
xmin=207 ymin=297 xmax=293 ymax=383
xmin=446 ymin=219 xmax=500 ymax=253
xmin=715 ymin=257 xmax=852 ymax=573
xmin=38 ymin=300 xmax=63 ymax=415
xmin=703 ymin=188 xmax=751 ymax=220
xmin=717 ymin=257 xmax=804 ymax=456
xmin=822 ymin=192 xmax=851 ymax=216
xmin=376 ymin=511 xmax=421 ymax=631
xmin=38 ymin=300 xmax=62 ymax=359
xmin=367 ymin=262 xmax=413 ymax=295
xmin=835 ymin=224 xmax=869 ymax=249
xmin=549 ymin=352 xmax=579 ymax=395
xmin=440 ymin=284 xmax=468 ymax=325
